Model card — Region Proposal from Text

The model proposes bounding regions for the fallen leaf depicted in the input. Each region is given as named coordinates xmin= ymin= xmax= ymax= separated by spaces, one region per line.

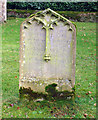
xmin=15 ymin=76 xmax=17 ymax=78
xmin=90 ymin=97 xmax=93 ymax=100
xmin=88 ymin=91 xmax=92 ymax=94
xmin=41 ymin=105 xmax=44 ymax=107
xmin=86 ymin=91 xmax=92 ymax=95
xmin=9 ymin=104 xmax=14 ymax=107
xmin=77 ymin=95 xmax=81 ymax=98
xmin=84 ymin=113 xmax=88 ymax=117
xmin=94 ymin=103 xmax=96 ymax=106
xmin=86 ymin=93 xmax=89 ymax=95
xmin=17 ymin=107 xmax=20 ymax=110
xmin=70 ymin=117 xmax=73 ymax=119
xmin=54 ymin=114 xmax=57 ymax=117
xmin=11 ymin=115 xmax=13 ymax=117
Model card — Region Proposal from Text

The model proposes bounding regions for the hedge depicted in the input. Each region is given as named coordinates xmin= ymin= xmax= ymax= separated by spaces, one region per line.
xmin=7 ymin=2 xmax=98 ymax=12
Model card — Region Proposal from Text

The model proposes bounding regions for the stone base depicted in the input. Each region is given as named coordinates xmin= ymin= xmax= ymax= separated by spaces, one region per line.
xmin=19 ymin=86 xmax=75 ymax=101
xmin=19 ymin=77 xmax=74 ymax=94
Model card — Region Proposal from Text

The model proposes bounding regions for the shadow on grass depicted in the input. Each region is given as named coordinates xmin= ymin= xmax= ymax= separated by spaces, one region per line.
xmin=16 ymin=86 xmax=78 ymax=118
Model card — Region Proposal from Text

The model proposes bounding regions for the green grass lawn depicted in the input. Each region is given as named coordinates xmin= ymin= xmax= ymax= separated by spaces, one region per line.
xmin=2 ymin=18 xmax=96 ymax=118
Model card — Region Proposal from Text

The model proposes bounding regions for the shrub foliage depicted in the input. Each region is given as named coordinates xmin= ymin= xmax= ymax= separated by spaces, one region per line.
xmin=7 ymin=2 xmax=97 ymax=12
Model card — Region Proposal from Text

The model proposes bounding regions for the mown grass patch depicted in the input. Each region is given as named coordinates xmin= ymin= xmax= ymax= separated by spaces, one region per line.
xmin=2 ymin=18 xmax=96 ymax=118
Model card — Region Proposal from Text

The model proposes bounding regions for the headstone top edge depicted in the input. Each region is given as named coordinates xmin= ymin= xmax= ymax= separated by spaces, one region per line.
xmin=21 ymin=8 xmax=76 ymax=29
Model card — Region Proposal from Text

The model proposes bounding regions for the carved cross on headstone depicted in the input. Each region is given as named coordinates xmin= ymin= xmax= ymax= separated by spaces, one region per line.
xmin=34 ymin=16 xmax=60 ymax=62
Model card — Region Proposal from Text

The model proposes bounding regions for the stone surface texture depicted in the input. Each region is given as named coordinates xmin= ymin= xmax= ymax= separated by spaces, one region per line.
xmin=0 ymin=0 xmax=7 ymax=22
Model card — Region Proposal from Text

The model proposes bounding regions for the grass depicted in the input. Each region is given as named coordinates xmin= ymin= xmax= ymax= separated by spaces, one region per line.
xmin=2 ymin=18 xmax=96 ymax=118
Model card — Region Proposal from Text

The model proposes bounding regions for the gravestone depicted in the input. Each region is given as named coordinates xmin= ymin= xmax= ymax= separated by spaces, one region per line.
xmin=19 ymin=8 xmax=76 ymax=94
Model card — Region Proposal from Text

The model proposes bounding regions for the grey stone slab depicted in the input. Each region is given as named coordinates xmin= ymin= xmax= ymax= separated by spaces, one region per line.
xmin=19 ymin=8 xmax=76 ymax=93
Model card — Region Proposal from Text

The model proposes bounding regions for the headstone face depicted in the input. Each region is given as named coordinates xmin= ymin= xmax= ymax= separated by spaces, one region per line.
xmin=19 ymin=8 xmax=76 ymax=93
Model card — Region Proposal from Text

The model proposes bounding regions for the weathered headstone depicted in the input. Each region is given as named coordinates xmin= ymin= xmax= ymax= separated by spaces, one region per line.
xmin=19 ymin=8 xmax=76 ymax=94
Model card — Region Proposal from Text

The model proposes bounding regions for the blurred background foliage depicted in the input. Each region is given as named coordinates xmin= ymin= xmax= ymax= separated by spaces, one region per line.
xmin=7 ymin=2 xmax=97 ymax=12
